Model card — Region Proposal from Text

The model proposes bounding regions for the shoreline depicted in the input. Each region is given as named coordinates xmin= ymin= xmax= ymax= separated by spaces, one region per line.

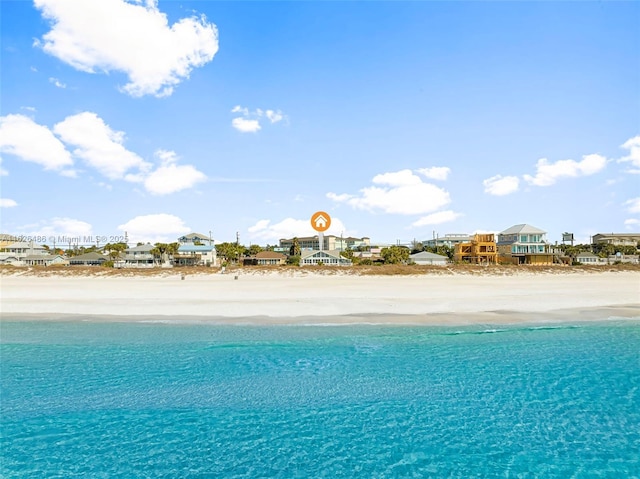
xmin=1 ymin=271 xmax=638 ymax=324
xmin=2 ymin=304 xmax=639 ymax=326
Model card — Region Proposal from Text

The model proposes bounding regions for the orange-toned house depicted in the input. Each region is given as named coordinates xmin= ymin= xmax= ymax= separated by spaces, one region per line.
xmin=453 ymin=234 xmax=498 ymax=264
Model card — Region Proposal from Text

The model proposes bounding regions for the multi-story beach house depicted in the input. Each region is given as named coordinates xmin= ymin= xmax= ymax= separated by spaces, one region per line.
xmin=0 ymin=241 xmax=50 ymax=265
xmin=496 ymin=224 xmax=555 ymax=265
xmin=592 ymin=233 xmax=640 ymax=248
xmin=119 ymin=244 xmax=156 ymax=268
xmin=453 ymin=234 xmax=498 ymax=264
xmin=280 ymin=235 xmax=370 ymax=252
xmin=174 ymin=244 xmax=217 ymax=266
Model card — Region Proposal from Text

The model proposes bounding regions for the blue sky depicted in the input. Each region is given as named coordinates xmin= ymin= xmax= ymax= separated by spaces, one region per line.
xmin=1 ymin=0 xmax=639 ymax=247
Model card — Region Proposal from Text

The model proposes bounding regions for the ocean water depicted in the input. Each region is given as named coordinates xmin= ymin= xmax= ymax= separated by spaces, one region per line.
xmin=1 ymin=319 xmax=639 ymax=478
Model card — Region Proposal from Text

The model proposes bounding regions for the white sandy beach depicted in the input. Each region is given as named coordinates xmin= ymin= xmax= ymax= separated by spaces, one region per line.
xmin=1 ymin=271 xmax=638 ymax=324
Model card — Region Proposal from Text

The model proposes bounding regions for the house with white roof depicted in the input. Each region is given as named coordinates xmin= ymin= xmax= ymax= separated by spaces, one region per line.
xmin=409 ymin=251 xmax=449 ymax=266
xmin=497 ymin=224 xmax=556 ymax=265
xmin=300 ymin=250 xmax=352 ymax=266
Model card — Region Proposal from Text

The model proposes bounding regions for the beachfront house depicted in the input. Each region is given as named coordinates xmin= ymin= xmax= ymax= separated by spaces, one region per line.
xmin=497 ymin=224 xmax=555 ymax=265
xmin=119 ymin=244 xmax=156 ymax=268
xmin=68 ymin=252 xmax=110 ymax=266
xmin=174 ymin=244 xmax=216 ymax=266
xmin=409 ymin=251 xmax=449 ymax=266
xmin=300 ymin=250 xmax=352 ymax=266
xmin=592 ymin=233 xmax=640 ymax=248
xmin=24 ymin=254 xmax=69 ymax=266
xmin=454 ymin=234 xmax=498 ymax=264
xmin=0 ymin=241 xmax=50 ymax=266
xmin=244 ymin=251 xmax=287 ymax=266
xmin=574 ymin=252 xmax=606 ymax=265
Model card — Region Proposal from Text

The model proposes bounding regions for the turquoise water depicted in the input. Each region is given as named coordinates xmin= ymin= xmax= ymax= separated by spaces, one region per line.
xmin=1 ymin=319 xmax=639 ymax=478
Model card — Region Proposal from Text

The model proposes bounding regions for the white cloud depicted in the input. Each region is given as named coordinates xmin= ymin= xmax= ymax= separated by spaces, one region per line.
xmin=0 ymin=198 xmax=18 ymax=208
xmin=411 ymin=210 xmax=462 ymax=227
xmin=18 ymin=217 xmax=93 ymax=239
xmin=483 ymin=175 xmax=520 ymax=196
xmin=48 ymin=77 xmax=66 ymax=88
xmin=53 ymin=112 xmax=151 ymax=180
xmin=2 ymin=112 xmax=204 ymax=194
xmin=624 ymin=197 xmax=640 ymax=214
xmin=523 ymin=153 xmax=607 ymax=186
xmin=117 ymin=213 xmax=190 ymax=243
xmin=265 ymin=110 xmax=284 ymax=124
xmin=144 ymin=149 xmax=206 ymax=195
xmin=231 ymin=117 xmax=261 ymax=133
xmin=327 ymin=169 xmax=450 ymax=215
xmin=231 ymin=105 xmax=249 ymax=115
xmin=231 ymin=105 xmax=286 ymax=132
xmin=0 ymin=114 xmax=73 ymax=171
xmin=34 ymin=0 xmax=219 ymax=97
xmin=248 ymin=217 xmax=350 ymax=243
xmin=417 ymin=166 xmax=450 ymax=181
xmin=624 ymin=219 xmax=639 ymax=228
xmin=617 ymin=135 xmax=640 ymax=173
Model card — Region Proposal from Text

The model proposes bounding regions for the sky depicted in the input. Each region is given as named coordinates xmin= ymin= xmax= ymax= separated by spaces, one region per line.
xmin=1 ymin=0 xmax=639 ymax=247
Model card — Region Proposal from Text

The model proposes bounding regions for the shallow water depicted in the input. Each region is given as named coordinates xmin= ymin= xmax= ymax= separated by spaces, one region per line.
xmin=1 ymin=319 xmax=639 ymax=477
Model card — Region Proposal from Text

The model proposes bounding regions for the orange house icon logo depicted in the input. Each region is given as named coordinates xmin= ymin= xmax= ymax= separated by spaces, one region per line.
xmin=310 ymin=211 xmax=331 ymax=232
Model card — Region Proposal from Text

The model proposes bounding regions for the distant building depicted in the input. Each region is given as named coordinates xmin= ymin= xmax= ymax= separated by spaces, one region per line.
xmin=497 ymin=224 xmax=555 ymax=265
xmin=409 ymin=251 xmax=449 ymax=266
xmin=423 ymin=234 xmax=471 ymax=248
xmin=592 ymin=233 xmax=640 ymax=247
xmin=300 ymin=250 xmax=352 ymax=266
xmin=454 ymin=234 xmax=498 ymax=264
xmin=280 ymin=235 xmax=370 ymax=252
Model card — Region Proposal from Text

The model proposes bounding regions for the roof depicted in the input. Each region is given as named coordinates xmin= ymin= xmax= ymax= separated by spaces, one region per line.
xmin=255 ymin=251 xmax=286 ymax=259
xmin=5 ymin=242 xmax=47 ymax=249
xmin=301 ymin=250 xmax=348 ymax=260
xmin=410 ymin=251 xmax=449 ymax=260
xmin=127 ymin=244 xmax=154 ymax=253
xmin=179 ymin=232 xmax=210 ymax=240
xmin=178 ymin=244 xmax=215 ymax=252
xmin=575 ymin=252 xmax=598 ymax=257
xmin=24 ymin=254 xmax=66 ymax=260
xmin=69 ymin=252 xmax=109 ymax=261
xmin=499 ymin=224 xmax=546 ymax=235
